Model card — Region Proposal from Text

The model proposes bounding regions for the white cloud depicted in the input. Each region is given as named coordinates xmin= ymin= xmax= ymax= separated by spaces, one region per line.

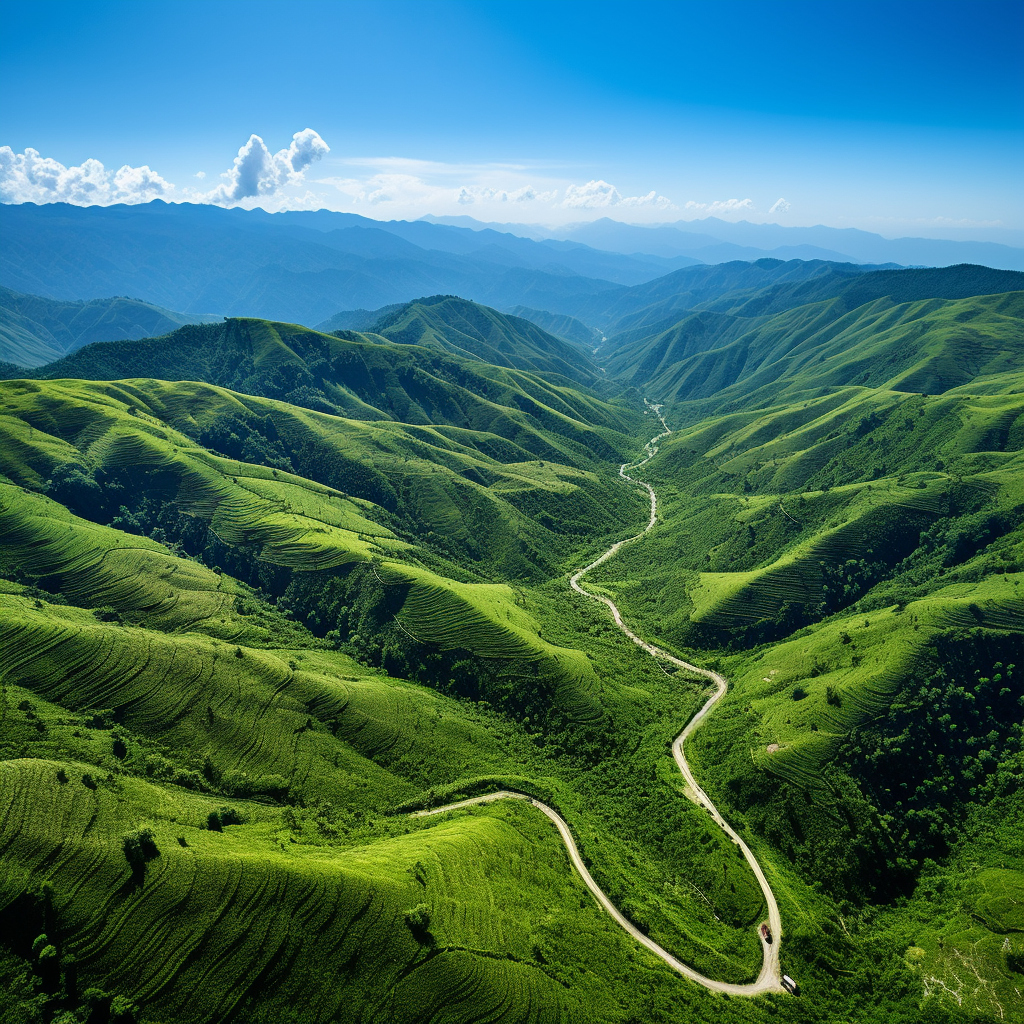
xmin=684 ymin=198 xmax=755 ymax=215
xmin=561 ymin=179 xmax=674 ymax=210
xmin=0 ymin=146 xmax=172 ymax=205
xmin=769 ymin=197 xmax=791 ymax=215
xmin=1 ymin=139 xmax=687 ymax=225
xmin=203 ymin=128 xmax=330 ymax=204
xmin=318 ymin=172 xmax=559 ymax=210
xmin=456 ymin=185 xmax=558 ymax=205
xmin=0 ymin=131 xmax=330 ymax=209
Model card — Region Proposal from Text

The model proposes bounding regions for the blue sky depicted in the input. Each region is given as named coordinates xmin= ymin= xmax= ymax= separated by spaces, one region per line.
xmin=1 ymin=0 xmax=1021 ymax=238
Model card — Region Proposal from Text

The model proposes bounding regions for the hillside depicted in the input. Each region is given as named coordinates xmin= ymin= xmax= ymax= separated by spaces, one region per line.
xmin=2 ymin=314 xmax=619 ymax=431
xmin=0 ymin=285 xmax=221 ymax=368
xmin=586 ymin=378 xmax=1024 ymax=1020
xmin=506 ymin=306 xmax=603 ymax=349
xmin=587 ymin=261 xmax=1023 ymax=348
xmin=611 ymin=290 xmax=1024 ymax=412
xmin=370 ymin=296 xmax=604 ymax=386
xmin=575 ymin=259 xmax=874 ymax=336
xmin=0 ymin=372 xmax=780 ymax=1023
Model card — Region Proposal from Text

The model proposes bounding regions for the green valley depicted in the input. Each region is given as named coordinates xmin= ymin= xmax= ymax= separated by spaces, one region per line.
xmin=0 ymin=270 xmax=1021 ymax=1024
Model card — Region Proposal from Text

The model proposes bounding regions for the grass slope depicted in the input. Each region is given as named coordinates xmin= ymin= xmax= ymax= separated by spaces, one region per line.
xmin=370 ymin=296 xmax=604 ymax=388
xmin=0 ymin=284 xmax=221 ymax=368
xmin=504 ymin=306 xmax=603 ymax=350
xmin=3 ymin=269 xmax=1023 ymax=1024
xmin=619 ymin=291 xmax=1023 ymax=412
xmin=0 ymin=402 xmax=781 ymax=1024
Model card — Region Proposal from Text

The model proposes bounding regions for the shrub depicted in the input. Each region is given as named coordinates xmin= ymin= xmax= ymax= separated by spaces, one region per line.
xmin=208 ymin=806 xmax=244 ymax=831
xmin=109 ymin=995 xmax=140 ymax=1023
xmin=404 ymin=903 xmax=434 ymax=942
xmin=122 ymin=828 xmax=159 ymax=878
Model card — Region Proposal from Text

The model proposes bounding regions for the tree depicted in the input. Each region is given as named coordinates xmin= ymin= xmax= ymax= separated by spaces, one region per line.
xmin=404 ymin=903 xmax=434 ymax=943
xmin=109 ymin=995 xmax=140 ymax=1023
xmin=122 ymin=828 xmax=159 ymax=883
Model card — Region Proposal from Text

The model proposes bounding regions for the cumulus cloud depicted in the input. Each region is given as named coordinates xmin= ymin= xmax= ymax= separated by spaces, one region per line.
xmin=769 ymin=197 xmax=791 ymax=215
xmin=684 ymin=198 xmax=755 ymax=215
xmin=561 ymin=179 xmax=674 ymax=210
xmin=0 ymin=146 xmax=172 ymax=205
xmin=0 ymin=130 xmax=330 ymax=209
xmin=204 ymin=128 xmax=329 ymax=204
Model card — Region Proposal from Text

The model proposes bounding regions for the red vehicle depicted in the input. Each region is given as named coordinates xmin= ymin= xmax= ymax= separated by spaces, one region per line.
xmin=760 ymin=923 xmax=772 ymax=943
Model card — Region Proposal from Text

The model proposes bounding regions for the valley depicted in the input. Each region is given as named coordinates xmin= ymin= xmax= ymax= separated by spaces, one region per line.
xmin=0 ymin=239 xmax=1021 ymax=1024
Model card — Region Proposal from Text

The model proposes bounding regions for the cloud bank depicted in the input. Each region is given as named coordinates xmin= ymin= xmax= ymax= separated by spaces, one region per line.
xmin=561 ymin=180 xmax=674 ymax=210
xmin=0 ymin=147 xmax=173 ymax=205
xmin=0 ymin=135 xmax=777 ymax=226
xmin=0 ymin=130 xmax=329 ymax=208
xmin=684 ymin=198 xmax=755 ymax=215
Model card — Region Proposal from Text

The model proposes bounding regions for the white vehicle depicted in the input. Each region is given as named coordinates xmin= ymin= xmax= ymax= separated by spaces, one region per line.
xmin=781 ymin=974 xmax=800 ymax=995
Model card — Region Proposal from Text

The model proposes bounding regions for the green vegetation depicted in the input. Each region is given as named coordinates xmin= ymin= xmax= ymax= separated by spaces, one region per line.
xmin=369 ymin=295 xmax=605 ymax=387
xmin=0 ymin=285 xmax=221 ymax=369
xmin=1 ymin=262 xmax=1021 ymax=1023
xmin=503 ymin=306 xmax=603 ymax=350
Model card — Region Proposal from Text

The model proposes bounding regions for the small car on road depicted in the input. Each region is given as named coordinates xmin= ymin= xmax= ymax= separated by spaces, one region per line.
xmin=760 ymin=923 xmax=772 ymax=943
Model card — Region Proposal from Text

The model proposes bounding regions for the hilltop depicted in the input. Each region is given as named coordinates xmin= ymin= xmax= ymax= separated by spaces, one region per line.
xmin=368 ymin=295 xmax=603 ymax=386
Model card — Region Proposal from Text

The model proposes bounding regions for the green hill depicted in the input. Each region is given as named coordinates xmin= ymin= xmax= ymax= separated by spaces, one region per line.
xmin=585 ymin=376 xmax=1024 ymax=1019
xmin=5 ymin=316 xmax=625 ymax=439
xmin=613 ymin=291 xmax=1024 ymax=412
xmin=0 ymin=285 xmax=221 ymax=368
xmin=505 ymin=306 xmax=603 ymax=349
xmin=590 ymin=261 xmax=1023 ymax=343
xmin=2 ymin=274 xmax=1022 ymax=1024
xmin=370 ymin=296 xmax=604 ymax=387
xmin=0 ymin=378 xmax=772 ymax=1023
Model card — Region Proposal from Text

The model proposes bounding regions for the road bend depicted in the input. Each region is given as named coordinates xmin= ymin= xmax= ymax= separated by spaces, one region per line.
xmin=416 ymin=403 xmax=785 ymax=996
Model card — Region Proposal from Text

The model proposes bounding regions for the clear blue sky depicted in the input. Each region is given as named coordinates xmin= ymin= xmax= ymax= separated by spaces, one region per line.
xmin=2 ymin=0 xmax=1021 ymax=237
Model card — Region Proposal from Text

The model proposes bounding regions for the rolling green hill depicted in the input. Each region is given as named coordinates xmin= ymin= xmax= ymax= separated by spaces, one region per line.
xmin=370 ymin=296 xmax=604 ymax=387
xmin=585 ymin=377 xmax=1024 ymax=1020
xmin=2 ymin=314 xmax=622 ymax=433
xmin=505 ymin=306 xmax=603 ymax=349
xmin=0 ymin=379 xmax=773 ymax=1023
xmin=612 ymin=290 xmax=1024 ymax=413
xmin=1 ymin=277 xmax=1022 ymax=1024
xmin=591 ymin=261 xmax=1023 ymax=344
xmin=0 ymin=285 xmax=222 ymax=368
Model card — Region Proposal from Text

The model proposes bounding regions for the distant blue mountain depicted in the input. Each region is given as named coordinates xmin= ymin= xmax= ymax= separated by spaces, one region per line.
xmin=425 ymin=214 xmax=1024 ymax=271
xmin=0 ymin=201 xmax=667 ymax=325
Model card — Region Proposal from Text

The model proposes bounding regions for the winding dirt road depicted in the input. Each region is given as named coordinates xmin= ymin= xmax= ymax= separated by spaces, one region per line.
xmin=417 ymin=405 xmax=785 ymax=996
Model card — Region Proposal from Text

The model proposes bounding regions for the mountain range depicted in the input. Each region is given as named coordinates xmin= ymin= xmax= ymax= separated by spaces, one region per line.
xmin=426 ymin=214 xmax=1024 ymax=271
